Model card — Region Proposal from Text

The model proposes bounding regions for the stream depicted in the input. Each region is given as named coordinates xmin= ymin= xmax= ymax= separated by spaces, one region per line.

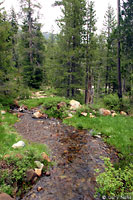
xmin=14 ymin=109 xmax=118 ymax=200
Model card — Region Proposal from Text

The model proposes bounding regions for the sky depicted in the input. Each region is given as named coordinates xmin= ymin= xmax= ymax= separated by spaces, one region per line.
xmin=3 ymin=0 xmax=117 ymax=34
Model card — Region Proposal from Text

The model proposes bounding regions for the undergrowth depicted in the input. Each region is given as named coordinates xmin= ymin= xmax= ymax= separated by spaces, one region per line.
xmin=0 ymin=107 xmax=51 ymax=197
xmin=95 ymin=157 xmax=133 ymax=199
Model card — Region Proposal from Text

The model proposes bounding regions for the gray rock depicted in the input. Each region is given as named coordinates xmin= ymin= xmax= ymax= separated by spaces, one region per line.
xmin=12 ymin=141 xmax=25 ymax=149
xmin=70 ymin=100 xmax=81 ymax=110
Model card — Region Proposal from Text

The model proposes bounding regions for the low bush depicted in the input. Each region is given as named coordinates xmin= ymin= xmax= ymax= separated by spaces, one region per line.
xmin=43 ymin=96 xmax=69 ymax=119
xmin=0 ymin=110 xmax=50 ymax=197
xmin=103 ymin=94 xmax=120 ymax=111
xmin=95 ymin=157 xmax=133 ymax=199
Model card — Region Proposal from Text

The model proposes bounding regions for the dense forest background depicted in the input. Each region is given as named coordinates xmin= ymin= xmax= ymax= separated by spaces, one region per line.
xmin=0 ymin=0 xmax=132 ymax=110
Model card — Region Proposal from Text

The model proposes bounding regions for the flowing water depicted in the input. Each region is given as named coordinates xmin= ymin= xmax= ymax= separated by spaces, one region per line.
xmin=14 ymin=109 xmax=118 ymax=200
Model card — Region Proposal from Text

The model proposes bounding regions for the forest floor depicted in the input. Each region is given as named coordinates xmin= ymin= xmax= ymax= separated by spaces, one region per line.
xmin=14 ymin=107 xmax=118 ymax=200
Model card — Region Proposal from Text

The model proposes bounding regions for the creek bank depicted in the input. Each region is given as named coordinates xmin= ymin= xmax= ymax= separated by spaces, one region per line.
xmin=14 ymin=108 xmax=118 ymax=200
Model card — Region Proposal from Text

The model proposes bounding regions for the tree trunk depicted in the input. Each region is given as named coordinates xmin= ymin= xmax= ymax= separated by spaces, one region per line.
xmin=117 ymin=0 xmax=122 ymax=99
xmin=28 ymin=0 xmax=33 ymax=64
xmin=105 ymin=66 xmax=109 ymax=94
xmin=85 ymin=29 xmax=89 ymax=104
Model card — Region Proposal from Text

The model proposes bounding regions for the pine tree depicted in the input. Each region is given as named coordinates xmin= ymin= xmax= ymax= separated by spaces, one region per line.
xmin=0 ymin=3 xmax=14 ymax=104
xmin=121 ymin=0 xmax=133 ymax=98
xmin=19 ymin=0 xmax=45 ymax=88
xmin=102 ymin=4 xmax=117 ymax=94
xmin=9 ymin=7 xmax=19 ymax=68
xmin=117 ymin=0 xmax=122 ymax=99
xmin=85 ymin=0 xmax=97 ymax=104
xmin=54 ymin=0 xmax=86 ymax=98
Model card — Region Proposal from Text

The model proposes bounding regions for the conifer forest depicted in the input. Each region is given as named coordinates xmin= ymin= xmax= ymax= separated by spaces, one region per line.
xmin=0 ymin=0 xmax=133 ymax=199
xmin=0 ymin=0 xmax=132 ymax=105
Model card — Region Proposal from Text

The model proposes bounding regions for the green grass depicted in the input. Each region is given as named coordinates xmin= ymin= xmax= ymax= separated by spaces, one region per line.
xmin=0 ymin=109 xmax=51 ymax=197
xmin=20 ymin=96 xmax=69 ymax=109
xmin=0 ymin=112 xmax=19 ymax=155
xmin=63 ymin=115 xmax=133 ymax=160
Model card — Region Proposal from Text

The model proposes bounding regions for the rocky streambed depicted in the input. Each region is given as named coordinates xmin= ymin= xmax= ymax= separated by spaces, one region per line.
xmin=14 ymin=109 xmax=118 ymax=200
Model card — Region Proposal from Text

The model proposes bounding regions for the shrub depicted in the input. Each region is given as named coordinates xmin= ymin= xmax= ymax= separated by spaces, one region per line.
xmin=95 ymin=157 xmax=133 ymax=199
xmin=41 ymin=96 xmax=69 ymax=119
xmin=103 ymin=94 xmax=120 ymax=111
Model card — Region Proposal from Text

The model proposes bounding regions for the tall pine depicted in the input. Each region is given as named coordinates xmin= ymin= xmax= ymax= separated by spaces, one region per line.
xmin=85 ymin=0 xmax=97 ymax=104
xmin=54 ymin=0 xmax=86 ymax=98
xmin=19 ymin=0 xmax=45 ymax=88
xmin=103 ymin=4 xmax=117 ymax=94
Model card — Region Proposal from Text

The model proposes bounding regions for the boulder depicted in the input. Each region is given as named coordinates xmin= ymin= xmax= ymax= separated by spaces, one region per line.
xmin=0 ymin=193 xmax=15 ymax=200
xmin=35 ymin=168 xmax=42 ymax=177
xmin=26 ymin=169 xmax=37 ymax=182
xmin=57 ymin=102 xmax=67 ymax=109
xmin=34 ymin=161 xmax=44 ymax=170
xmin=81 ymin=112 xmax=87 ymax=117
xmin=12 ymin=141 xmax=25 ymax=149
xmin=1 ymin=110 xmax=6 ymax=115
xmin=112 ymin=113 xmax=117 ymax=117
xmin=99 ymin=108 xmax=111 ymax=116
xmin=33 ymin=111 xmax=43 ymax=119
xmin=70 ymin=100 xmax=81 ymax=110
xmin=120 ymin=111 xmax=127 ymax=116
xmin=37 ymin=187 xmax=43 ymax=192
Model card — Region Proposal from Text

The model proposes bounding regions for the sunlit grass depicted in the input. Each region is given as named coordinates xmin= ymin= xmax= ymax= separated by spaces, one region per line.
xmin=63 ymin=115 xmax=133 ymax=159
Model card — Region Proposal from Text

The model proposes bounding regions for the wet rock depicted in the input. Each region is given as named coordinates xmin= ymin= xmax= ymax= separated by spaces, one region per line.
xmin=120 ymin=111 xmax=127 ymax=116
xmin=32 ymin=111 xmax=43 ymax=119
xmin=0 ymin=193 xmax=15 ymax=200
xmin=99 ymin=108 xmax=111 ymax=116
xmin=42 ymin=152 xmax=51 ymax=162
xmin=94 ymin=135 xmax=101 ymax=139
xmin=57 ymin=102 xmax=67 ymax=109
xmin=35 ymin=168 xmax=42 ymax=177
xmin=37 ymin=187 xmax=43 ymax=192
xmin=17 ymin=113 xmax=24 ymax=118
xmin=32 ymin=111 xmax=48 ymax=119
xmin=26 ymin=169 xmax=37 ymax=182
xmin=45 ymin=171 xmax=51 ymax=176
xmin=34 ymin=161 xmax=44 ymax=170
xmin=12 ymin=141 xmax=25 ymax=149
xmin=42 ymin=113 xmax=48 ymax=119
xmin=81 ymin=112 xmax=87 ymax=117
xmin=70 ymin=100 xmax=81 ymax=110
